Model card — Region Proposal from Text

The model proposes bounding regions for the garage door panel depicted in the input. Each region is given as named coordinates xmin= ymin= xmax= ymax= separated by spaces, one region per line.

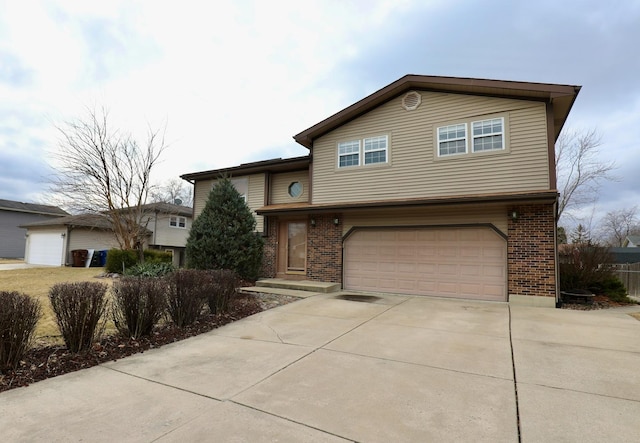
xmin=344 ymin=227 xmax=506 ymax=301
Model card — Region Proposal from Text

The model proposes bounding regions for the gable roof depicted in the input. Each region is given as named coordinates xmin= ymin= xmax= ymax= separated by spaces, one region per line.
xmin=20 ymin=213 xmax=113 ymax=229
xmin=181 ymin=156 xmax=310 ymax=182
xmin=624 ymin=235 xmax=640 ymax=247
xmin=293 ymin=74 xmax=581 ymax=149
xmin=138 ymin=202 xmax=193 ymax=218
xmin=0 ymin=199 xmax=68 ymax=216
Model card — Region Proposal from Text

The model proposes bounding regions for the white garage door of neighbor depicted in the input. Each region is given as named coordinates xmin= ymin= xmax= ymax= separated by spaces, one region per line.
xmin=27 ymin=232 xmax=64 ymax=266
xmin=343 ymin=227 xmax=507 ymax=301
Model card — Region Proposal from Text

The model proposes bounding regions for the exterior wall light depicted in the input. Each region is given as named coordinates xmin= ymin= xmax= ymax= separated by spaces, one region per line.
xmin=333 ymin=217 xmax=340 ymax=226
xmin=510 ymin=210 xmax=519 ymax=220
xmin=310 ymin=218 xmax=316 ymax=227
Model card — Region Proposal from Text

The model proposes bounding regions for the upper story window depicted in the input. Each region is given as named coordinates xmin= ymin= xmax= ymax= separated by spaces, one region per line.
xmin=437 ymin=124 xmax=467 ymax=156
xmin=170 ymin=216 xmax=186 ymax=228
xmin=338 ymin=140 xmax=360 ymax=167
xmin=472 ymin=118 xmax=504 ymax=152
xmin=364 ymin=136 xmax=387 ymax=164
xmin=338 ymin=135 xmax=388 ymax=168
xmin=437 ymin=115 xmax=506 ymax=158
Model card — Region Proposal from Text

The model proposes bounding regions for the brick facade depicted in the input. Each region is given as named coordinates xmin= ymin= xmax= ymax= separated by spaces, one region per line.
xmin=306 ymin=214 xmax=343 ymax=283
xmin=507 ymin=203 xmax=557 ymax=298
xmin=261 ymin=217 xmax=277 ymax=278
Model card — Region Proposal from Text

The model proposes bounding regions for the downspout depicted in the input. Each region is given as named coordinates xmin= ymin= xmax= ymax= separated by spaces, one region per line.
xmin=554 ymin=201 xmax=560 ymax=308
xmin=65 ymin=225 xmax=72 ymax=266
xmin=153 ymin=209 xmax=158 ymax=246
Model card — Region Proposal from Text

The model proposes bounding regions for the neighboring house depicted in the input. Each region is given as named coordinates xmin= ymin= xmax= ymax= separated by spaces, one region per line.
xmin=182 ymin=74 xmax=580 ymax=307
xmin=21 ymin=202 xmax=192 ymax=267
xmin=622 ymin=235 xmax=640 ymax=247
xmin=0 ymin=199 xmax=68 ymax=259
xmin=609 ymin=247 xmax=640 ymax=264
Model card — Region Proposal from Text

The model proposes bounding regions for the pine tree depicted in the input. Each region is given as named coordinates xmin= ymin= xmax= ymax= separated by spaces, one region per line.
xmin=186 ymin=177 xmax=264 ymax=279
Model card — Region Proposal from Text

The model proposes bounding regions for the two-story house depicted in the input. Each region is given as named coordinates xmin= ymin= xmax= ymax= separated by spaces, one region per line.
xmin=182 ymin=75 xmax=580 ymax=307
xmin=21 ymin=202 xmax=192 ymax=267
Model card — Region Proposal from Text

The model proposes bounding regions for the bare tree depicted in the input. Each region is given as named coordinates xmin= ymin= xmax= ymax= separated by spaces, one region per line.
xmin=150 ymin=178 xmax=193 ymax=207
xmin=599 ymin=207 xmax=640 ymax=246
xmin=49 ymin=107 xmax=167 ymax=250
xmin=556 ymin=128 xmax=616 ymax=221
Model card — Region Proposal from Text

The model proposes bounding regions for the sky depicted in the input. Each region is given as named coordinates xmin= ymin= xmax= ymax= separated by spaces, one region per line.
xmin=1 ymin=0 xmax=639 ymax=232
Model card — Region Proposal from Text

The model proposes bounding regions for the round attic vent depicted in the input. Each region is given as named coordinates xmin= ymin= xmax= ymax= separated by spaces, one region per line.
xmin=401 ymin=91 xmax=421 ymax=111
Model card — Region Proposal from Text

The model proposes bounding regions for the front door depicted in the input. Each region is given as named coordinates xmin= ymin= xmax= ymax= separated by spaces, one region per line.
xmin=276 ymin=220 xmax=307 ymax=278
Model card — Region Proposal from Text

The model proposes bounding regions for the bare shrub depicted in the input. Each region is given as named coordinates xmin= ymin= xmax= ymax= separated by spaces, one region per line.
xmin=559 ymin=243 xmax=615 ymax=291
xmin=112 ymin=277 xmax=167 ymax=339
xmin=165 ymin=270 xmax=208 ymax=327
xmin=0 ymin=291 xmax=41 ymax=371
xmin=207 ymin=270 xmax=240 ymax=314
xmin=49 ymin=282 xmax=108 ymax=353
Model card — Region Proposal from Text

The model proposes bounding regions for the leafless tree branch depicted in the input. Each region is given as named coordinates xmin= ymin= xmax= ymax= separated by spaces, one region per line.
xmin=49 ymin=107 xmax=167 ymax=250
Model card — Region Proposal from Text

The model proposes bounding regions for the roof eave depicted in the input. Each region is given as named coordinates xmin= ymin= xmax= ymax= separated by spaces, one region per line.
xmin=256 ymin=191 xmax=559 ymax=215
xmin=293 ymin=75 xmax=580 ymax=148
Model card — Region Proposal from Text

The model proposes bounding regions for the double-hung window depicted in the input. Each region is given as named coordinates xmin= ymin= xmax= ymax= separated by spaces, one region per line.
xmin=437 ymin=116 xmax=506 ymax=158
xmin=437 ymin=124 xmax=467 ymax=156
xmin=170 ymin=216 xmax=186 ymax=228
xmin=472 ymin=118 xmax=504 ymax=152
xmin=363 ymin=136 xmax=387 ymax=164
xmin=338 ymin=135 xmax=388 ymax=168
xmin=338 ymin=140 xmax=360 ymax=167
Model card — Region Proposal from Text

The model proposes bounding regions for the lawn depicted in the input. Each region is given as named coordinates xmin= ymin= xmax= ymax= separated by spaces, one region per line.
xmin=0 ymin=266 xmax=111 ymax=341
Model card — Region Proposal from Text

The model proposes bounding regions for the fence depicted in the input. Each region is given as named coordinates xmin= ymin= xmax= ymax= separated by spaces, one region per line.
xmin=612 ymin=263 xmax=640 ymax=297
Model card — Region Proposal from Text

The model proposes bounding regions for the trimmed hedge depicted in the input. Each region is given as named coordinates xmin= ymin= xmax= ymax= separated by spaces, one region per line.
xmin=143 ymin=249 xmax=173 ymax=264
xmin=106 ymin=249 xmax=138 ymax=273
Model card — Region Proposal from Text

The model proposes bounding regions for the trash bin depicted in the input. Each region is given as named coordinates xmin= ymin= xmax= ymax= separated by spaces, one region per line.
xmin=71 ymin=249 xmax=88 ymax=267
xmin=99 ymin=250 xmax=108 ymax=267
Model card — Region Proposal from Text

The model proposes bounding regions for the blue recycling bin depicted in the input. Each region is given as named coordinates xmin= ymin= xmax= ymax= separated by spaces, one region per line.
xmin=99 ymin=250 xmax=108 ymax=266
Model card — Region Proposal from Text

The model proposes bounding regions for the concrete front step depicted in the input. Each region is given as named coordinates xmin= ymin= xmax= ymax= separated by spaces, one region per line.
xmin=255 ymin=278 xmax=341 ymax=293
xmin=239 ymin=286 xmax=317 ymax=298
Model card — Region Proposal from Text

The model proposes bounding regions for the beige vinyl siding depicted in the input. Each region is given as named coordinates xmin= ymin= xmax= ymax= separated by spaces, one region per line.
xmin=312 ymin=91 xmax=550 ymax=204
xmin=69 ymin=228 xmax=120 ymax=252
xmin=193 ymin=173 xmax=265 ymax=232
xmin=152 ymin=213 xmax=191 ymax=247
xmin=342 ymin=204 xmax=509 ymax=237
xmin=270 ymin=170 xmax=309 ymax=204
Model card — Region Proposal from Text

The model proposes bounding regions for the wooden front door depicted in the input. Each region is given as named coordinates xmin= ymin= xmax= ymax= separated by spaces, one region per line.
xmin=276 ymin=220 xmax=307 ymax=279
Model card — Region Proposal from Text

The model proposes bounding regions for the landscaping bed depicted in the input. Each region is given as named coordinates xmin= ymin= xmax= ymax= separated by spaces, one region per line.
xmin=0 ymin=292 xmax=298 ymax=393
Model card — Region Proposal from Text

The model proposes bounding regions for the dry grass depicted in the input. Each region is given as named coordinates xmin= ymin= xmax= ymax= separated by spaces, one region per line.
xmin=0 ymin=258 xmax=25 ymax=264
xmin=630 ymin=312 xmax=640 ymax=321
xmin=0 ymin=267 xmax=112 ymax=342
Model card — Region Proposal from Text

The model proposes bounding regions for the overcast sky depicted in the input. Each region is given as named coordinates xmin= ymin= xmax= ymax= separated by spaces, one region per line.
xmin=1 ymin=0 xmax=638 ymax=230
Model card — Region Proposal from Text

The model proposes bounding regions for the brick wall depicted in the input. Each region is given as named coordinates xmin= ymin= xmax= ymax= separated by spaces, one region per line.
xmin=507 ymin=204 xmax=556 ymax=298
xmin=306 ymin=213 xmax=343 ymax=283
xmin=261 ymin=217 xmax=277 ymax=278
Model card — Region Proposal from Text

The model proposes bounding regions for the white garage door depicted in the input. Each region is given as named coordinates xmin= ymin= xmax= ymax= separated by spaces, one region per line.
xmin=343 ymin=227 xmax=507 ymax=301
xmin=26 ymin=232 xmax=64 ymax=266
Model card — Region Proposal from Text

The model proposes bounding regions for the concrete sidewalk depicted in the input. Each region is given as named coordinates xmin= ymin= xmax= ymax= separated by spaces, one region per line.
xmin=1 ymin=293 xmax=639 ymax=442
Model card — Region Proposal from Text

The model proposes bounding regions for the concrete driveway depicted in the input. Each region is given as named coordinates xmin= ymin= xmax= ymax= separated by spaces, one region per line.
xmin=1 ymin=293 xmax=639 ymax=442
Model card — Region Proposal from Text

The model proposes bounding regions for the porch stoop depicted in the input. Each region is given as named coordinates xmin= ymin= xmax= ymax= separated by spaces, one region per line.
xmin=254 ymin=278 xmax=341 ymax=293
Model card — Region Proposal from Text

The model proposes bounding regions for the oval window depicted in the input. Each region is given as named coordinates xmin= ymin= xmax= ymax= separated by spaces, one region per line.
xmin=288 ymin=181 xmax=303 ymax=198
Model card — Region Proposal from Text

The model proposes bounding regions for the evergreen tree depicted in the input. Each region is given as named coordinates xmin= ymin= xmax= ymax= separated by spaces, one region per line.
xmin=186 ymin=177 xmax=263 ymax=279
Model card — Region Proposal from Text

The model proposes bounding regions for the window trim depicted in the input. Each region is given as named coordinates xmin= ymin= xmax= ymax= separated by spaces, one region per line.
xmin=437 ymin=123 xmax=468 ymax=157
xmin=337 ymin=134 xmax=389 ymax=169
xmin=434 ymin=113 xmax=509 ymax=160
xmin=471 ymin=117 xmax=505 ymax=153
xmin=338 ymin=140 xmax=361 ymax=168
xmin=170 ymin=216 xmax=187 ymax=229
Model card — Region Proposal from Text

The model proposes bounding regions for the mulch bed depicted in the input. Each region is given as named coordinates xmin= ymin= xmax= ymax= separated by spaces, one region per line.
xmin=560 ymin=294 xmax=637 ymax=311
xmin=0 ymin=292 xmax=299 ymax=393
